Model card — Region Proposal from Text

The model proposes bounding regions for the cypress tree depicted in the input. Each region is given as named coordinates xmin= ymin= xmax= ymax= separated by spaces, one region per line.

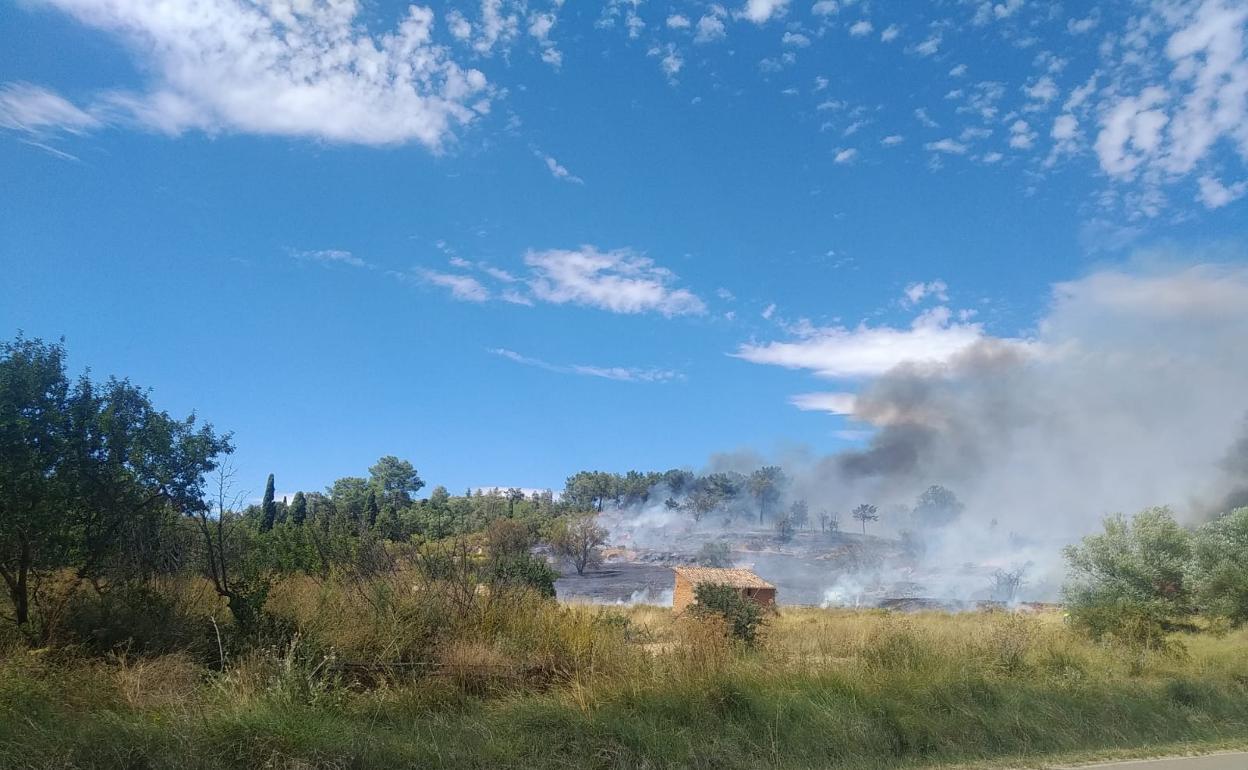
xmin=290 ymin=491 xmax=308 ymax=525
xmin=364 ymin=489 xmax=380 ymax=528
xmin=261 ymin=473 xmax=277 ymax=532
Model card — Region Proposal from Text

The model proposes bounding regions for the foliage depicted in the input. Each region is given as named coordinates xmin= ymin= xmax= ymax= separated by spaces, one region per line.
xmin=0 ymin=334 xmax=231 ymax=631
xmin=550 ymin=514 xmax=607 ymax=575
xmin=1189 ymin=507 xmax=1248 ymax=626
xmin=1063 ymin=507 xmax=1195 ymax=646
xmin=747 ymin=466 xmax=785 ymax=523
xmin=689 ymin=582 xmax=766 ymax=645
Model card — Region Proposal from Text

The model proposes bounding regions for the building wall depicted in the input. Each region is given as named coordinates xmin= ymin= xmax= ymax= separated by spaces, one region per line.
xmin=673 ymin=574 xmax=696 ymax=613
xmin=672 ymin=576 xmax=777 ymax=613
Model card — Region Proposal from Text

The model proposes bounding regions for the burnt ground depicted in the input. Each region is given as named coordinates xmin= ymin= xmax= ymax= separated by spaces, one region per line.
xmin=555 ymin=561 xmax=676 ymax=604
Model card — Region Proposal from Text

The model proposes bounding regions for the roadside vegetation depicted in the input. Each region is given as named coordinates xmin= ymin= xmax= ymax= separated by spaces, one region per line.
xmin=5 ymin=333 xmax=1248 ymax=769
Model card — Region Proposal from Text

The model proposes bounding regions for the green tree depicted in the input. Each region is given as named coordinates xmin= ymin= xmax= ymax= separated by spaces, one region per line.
xmin=260 ymin=473 xmax=277 ymax=532
xmin=1062 ymin=507 xmax=1194 ymax=645
xmin=748 ymin=466 xmax=785 ymax=524
xmin=0 ymin=335 xmax=231 ymax=628
xmin=364 ymin=489 xmax=380 ymax=528
xmin=1190 ymin=507 xmax=1248 ymax=626
xmin=551 ymin=514 xmax=607 ymax=575
xmin=289 ymin=491 xmax=308 ymax=525
xmin=368 ymin=455 xmax=424 ymax=506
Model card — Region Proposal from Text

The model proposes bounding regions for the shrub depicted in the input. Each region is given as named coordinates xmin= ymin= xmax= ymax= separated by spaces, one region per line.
xmin=485 ymin=553 xmax=560 ymax=598
xmin=1063 ymin=507 xmax=1194 ymax=646
xmin=1190 ymin=507 xmax=1248 ymax=626
xmin=689 ymin=583 xmax=766 ymax=645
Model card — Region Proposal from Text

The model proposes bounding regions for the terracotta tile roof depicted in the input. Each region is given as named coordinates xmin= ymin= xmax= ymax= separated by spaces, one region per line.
xmin=672 ymin=566 xmax=774 ymax=589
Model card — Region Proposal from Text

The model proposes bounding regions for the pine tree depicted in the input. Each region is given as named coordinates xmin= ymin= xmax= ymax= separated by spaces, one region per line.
xmin=290 ymin=491 xmax=308 ymax=525
xmin=260 ymin=473 xmax=278 ymax=532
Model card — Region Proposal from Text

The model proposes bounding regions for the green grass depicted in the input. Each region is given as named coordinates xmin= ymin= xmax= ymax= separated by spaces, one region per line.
xmin=4 ymin=583 xmax=1248 ymax=769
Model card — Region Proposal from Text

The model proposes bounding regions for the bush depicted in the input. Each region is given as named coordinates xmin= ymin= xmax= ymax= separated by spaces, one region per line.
xmin=689 ymin=583 xmax=766 ymax=645
xmin=485 ymin=553 xmax=560 ymax=598
xmin=1190 ymin=507 xmax=1248 ymax=626
xmin=1063 ymin=507 xmax=1194 ymax=646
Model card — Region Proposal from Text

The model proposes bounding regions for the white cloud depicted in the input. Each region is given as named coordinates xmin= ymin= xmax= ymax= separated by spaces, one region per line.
xmin=25 ymin=0 xmax=490 ymax=149
xmin=914 ymin=33 xmax=942 ymax=57
xmin=834 ymin=147 xmax=858 ymax=163
xmin=735 ymin=306 xmax=992 ymax=378
xmin=925 ymin=138 xmax=968 ymax=154
xmin=914 ymin=107 xmax=938 ymax=127
xmin=1009 ymin=119 xmax=1037 ymax=150
xmin=490 ymin=348 xmax=681 ymax=383
xmin=880 ymin=24 xmax=900 ymax=42
xmin=949 ymin=64 xmax=968 ymax=77
xmin=739 ymin=0 xmax=790 ymax=24
xmin=903 ymin=279 xmax=949 ymax=306
xmin=694 ymin=10 xmax=728 ymax=42
xmin=881 ymin=134 xmax=904 ymax=146
xmin=1067 ymin=9 xmax=1100 ymax=34
xmin=1197 ymin=175 xmax=1247 ymax=208
xmin=790 ymin=391 xmax=857 ymax=414
xmin=538 ymin=151 xmax=583 ymax=183
xmin=421 ymin=270 xmax=491 ymax=302
xmin=783 ymin=31 xmax=811 ymax=47
xmin=667 ymin=14 xmax=691 ymax=29
xmin=811 ymin=0 xmax=839 ymax=16
xmin=524 ymin=246 xmax=706 ymax=316
xmin=1094 ymin=86 xmax=1170 ymax=178
xmin=849 ymin=20 xmax=873 ymax=37
xmin=981 ymin=151 xmax=1004 ymax=163
xmin=0 ymin=83 xmax=99 ymax=135
xmin=293 ymin=249 xmax=370 ymax=269
xmin=762 ymin=303 xmax=777 ymax=319
xmin=1024 ymin=75 xmax=1059 ymax=107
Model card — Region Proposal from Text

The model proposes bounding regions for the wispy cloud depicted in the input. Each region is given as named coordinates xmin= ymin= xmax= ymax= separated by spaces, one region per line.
xmin=536 ymin=150 xmax=584 ymax=184
xmin=490 ymin=348 xmax=682 ymax=382
xmin=421 ymin=270 xmax=490 ymax=302
xmin=524 ymin=246 xmax=706 ymax=316
xmin=293 ymin=249 xmax=371 ymax=269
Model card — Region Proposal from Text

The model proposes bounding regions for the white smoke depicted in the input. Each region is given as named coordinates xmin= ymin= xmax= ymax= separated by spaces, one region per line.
xmin=595 ymin=259 xmax=1248 ymax=607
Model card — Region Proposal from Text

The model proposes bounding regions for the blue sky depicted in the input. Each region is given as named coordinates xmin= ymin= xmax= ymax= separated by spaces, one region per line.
xmin=2 ymin=0 xmax=1247 ymax=499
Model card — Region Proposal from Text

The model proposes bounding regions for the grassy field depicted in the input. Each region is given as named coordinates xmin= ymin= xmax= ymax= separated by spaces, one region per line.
xmin=3 ymin=578 xmax=1248 ymax=769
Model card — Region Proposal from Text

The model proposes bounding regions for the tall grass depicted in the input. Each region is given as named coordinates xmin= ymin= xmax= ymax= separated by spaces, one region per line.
xmin=3 ymin=577 xmax=1248 ymax=769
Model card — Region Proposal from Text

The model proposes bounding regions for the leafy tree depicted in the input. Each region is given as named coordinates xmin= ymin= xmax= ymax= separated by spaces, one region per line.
xmin=851 ymin=504 xmax=879 ymax=535
xmin=1189 ymin=507 xmax=1248 ymax=626
xmin=789 ymin=499 xmax=810 ymax=530
xmin=551 ymin=514 xmax=607 ymax=575
xmin=328 ymin=476 xmax=370 ymax=523
xmin=912 ymin=485 xmax=964 ymax=529
xmin=260 ymin=473 xmax=277 ymax=532
xmin=363 ymin=489 xmax=380 ymax=528
xmin=748 ymin=466 xmax=785 ymax=524
xmin=289 ymin=491 xmax=308 ymax=525
xmin=368 ymin=455 xmax=424 ymax=505
xmin=690 ymin=583 xmax=766 ymax=645
xmin=0 ymin=336 xmax=230 ymax=629
xmin=1063 ymin=507 xmax=1194 ymax=645
xmin=485 ymin=554 xmax=559 ymax=597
